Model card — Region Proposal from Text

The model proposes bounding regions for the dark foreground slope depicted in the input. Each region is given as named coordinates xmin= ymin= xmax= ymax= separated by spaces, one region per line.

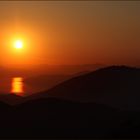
xmin=30 ymin=65 xmax=140 ymax=111
xmin=0 ymin=98 xmax=140 ymax=138
xmin=0 ymin=94 xmax=23 ymax=105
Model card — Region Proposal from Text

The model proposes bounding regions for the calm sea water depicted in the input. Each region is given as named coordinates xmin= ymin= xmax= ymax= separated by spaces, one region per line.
xmin=0 ymin=77 xmax=44 ymax=96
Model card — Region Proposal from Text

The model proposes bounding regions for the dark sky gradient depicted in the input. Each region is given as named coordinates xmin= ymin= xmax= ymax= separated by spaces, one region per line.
xmin=0 ymin=1 xmax=140 ymax=68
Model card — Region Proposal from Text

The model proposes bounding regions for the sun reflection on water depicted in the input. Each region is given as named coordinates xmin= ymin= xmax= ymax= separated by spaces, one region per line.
xmin=11 ymin=77 xmax=24 ymax=96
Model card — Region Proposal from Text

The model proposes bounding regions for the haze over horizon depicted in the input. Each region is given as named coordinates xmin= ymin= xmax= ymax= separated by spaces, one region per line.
xmin=0 ymin=1 xmax=140 ymax=70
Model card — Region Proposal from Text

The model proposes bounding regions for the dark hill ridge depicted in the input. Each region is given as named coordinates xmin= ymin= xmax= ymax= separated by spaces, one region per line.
xmin=28 ymin=65 xmax=140 ymax=110
xmin=1 ymin=65 xmax=140 ymax=110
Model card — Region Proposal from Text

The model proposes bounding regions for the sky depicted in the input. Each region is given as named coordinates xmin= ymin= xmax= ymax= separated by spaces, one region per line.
xmin=0 ymin=1 xmax=140 ymax=68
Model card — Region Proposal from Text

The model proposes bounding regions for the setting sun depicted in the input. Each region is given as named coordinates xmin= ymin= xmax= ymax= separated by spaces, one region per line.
xmin=14 ymin=40 xmax=23 ymax=49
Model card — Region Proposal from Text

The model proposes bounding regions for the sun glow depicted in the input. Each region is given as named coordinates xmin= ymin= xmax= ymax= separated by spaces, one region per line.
xmin=14 ymin=40 xmax=23 ymax=49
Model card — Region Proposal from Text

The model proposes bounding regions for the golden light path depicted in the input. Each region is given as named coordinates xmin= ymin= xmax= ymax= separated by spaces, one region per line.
xmin=11 ymin=77 xmax=24 ymax=96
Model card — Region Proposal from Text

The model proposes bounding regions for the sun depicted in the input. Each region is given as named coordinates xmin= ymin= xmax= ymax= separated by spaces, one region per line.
xmin=14 ymin=40 xmax=23 ymax=49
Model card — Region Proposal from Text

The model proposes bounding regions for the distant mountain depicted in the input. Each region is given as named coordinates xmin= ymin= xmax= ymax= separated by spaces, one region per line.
xmin=24 ymin=74 xmax=72 ymax=95
xmin=1 ymin=65 xmax=140 ymax=110
xmin=0 ymin=63 xmax=105 ymax=77
xmin=24 ymin=72 xmax=91 ymax=95
xmin=30 ymin=65 xmax=140 ymax=111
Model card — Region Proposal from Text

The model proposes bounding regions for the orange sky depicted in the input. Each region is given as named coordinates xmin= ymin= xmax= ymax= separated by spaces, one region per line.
xmin=0 ymin=1 xmax=140 ymax=68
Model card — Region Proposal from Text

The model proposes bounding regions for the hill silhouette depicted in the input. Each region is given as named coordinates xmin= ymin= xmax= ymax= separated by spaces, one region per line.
xmin=0 ymin=94 xmax=23 ymax=105
xmin=1 ymin=65 xmax=140 ymax=110
xmin=0 ymin=97 xmax=134 ymax=138
xmin=24 ymin=74 xmax=72 ymax=95
xmin=29 ymin=65 xmax=140 ymax=111
xmin=0 ymin=97 xmax=139 ymax=138
xmin=0 ymin=65 xmax=140 ymax=138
